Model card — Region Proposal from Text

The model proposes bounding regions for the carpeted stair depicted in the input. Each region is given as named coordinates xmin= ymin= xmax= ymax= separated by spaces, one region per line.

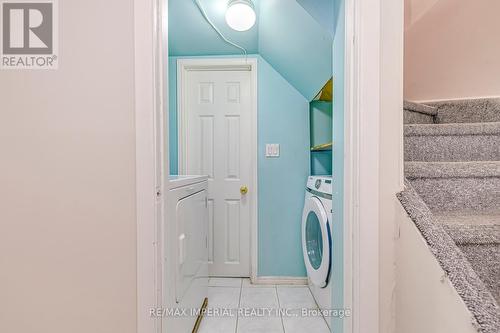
xmin=402 ymin=98 xmax=500 ymax=331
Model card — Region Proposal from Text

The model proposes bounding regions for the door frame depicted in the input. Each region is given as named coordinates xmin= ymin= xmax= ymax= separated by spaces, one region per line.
xmin=134 ymin=0 xmax=168 ymax=332
xmin=176 ymin=58 xmax=259 ymax=281
xmin=342 ymin=0 xmax=404 ymax=332
xmin=343 ymin=0 xmax=383 ymax=330
xmin=134 ymin=0 xmax=404 ymax=332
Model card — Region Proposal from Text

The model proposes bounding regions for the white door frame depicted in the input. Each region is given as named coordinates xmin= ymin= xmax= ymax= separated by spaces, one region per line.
xmin=343 ymin=0 xmax=403 ymax=333
xmin=134 ymin=0 xmax=168 ymax=332
xmin=343 ymin=0 xmax=382 ymax=330
xmin=343 ymin=0 xmax=381 ymax=328
xmin=344 ymin=0 xmax=403 ymax=333
xmin=176 ymin=57 xmax=259 ymax=282
xmin=134 ymin=0 xmax=403 ymax=333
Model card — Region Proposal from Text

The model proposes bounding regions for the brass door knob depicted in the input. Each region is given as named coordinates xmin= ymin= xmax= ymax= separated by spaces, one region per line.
xmin=240 ymin=186 xmax=248 ymax=195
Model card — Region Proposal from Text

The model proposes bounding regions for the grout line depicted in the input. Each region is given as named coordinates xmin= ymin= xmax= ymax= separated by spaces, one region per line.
xmin=306 ymin=287 xmax=319 ymax=308
xmin=275 ymin=285 xmax=286 ymax=333
xmin=306 ymin=287 xmax=331 ymax=329
xmin=235 ymin=280 xmax=243 ymax=333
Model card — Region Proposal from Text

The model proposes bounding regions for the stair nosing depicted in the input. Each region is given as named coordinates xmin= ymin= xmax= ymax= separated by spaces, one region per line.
xmin=405 ymin=161 xmax=500 ymax=179
xmin=403 ymin=100 xmax=438 ymax=116
xmin=405 ymin=121 xmax=500 ymax=136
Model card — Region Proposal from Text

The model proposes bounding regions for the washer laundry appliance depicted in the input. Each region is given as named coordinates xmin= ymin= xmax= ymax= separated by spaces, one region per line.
xmin=302 ymin=176 xmax=333 ymax=325
xmin=165 ymin=175 xmax=209 ymax=332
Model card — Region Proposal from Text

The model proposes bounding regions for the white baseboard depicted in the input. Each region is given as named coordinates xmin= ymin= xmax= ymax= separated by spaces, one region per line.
xmin=252 ymin=276 xmax=308 ymax=285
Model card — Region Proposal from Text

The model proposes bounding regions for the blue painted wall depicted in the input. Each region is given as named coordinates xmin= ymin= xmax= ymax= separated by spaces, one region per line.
xmin=332 ymin=0 xmax=346 ymax=331
xmin=257 ymin=56 xmax=310 ymax=277
xmin=258 ymin=0 xmax=332 ymax=100
xmin=168 ymin=55 xmax=309 ymax=277
xmin=169 ymin=0 xmax=259 ymax=56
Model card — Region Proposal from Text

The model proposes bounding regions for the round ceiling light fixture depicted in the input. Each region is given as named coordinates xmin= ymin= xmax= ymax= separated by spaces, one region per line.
xmin=225 ymin=0 xmax=256 ymax=32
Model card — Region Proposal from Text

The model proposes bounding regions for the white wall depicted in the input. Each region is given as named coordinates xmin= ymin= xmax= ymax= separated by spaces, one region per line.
xmin=405 ymin=0 xmax=500 ymax=101
xmin=395 ymin=206 xmax=478 ymax=333
xmin=0 ymin=1 xmax=137 ymax=332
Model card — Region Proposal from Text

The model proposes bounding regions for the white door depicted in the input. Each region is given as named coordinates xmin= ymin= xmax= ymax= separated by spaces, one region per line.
xmin=180 ymin=68 xmax=253 ymax=277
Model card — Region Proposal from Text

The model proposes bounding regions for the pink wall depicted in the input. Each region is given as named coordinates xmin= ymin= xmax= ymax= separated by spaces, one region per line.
xmin=0 ymin=1 xmax=137 ymax=332
xmin=405 ymin=0 xmax=439 ymax=29
xmin=404 ymin=0 xmax=500 ymax=101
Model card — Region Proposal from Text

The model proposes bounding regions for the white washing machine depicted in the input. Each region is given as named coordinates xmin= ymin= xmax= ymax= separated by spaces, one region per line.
xmin=164 ymin=175 xmax=209 ymax=332
xmin=302 ymin=176 xmax=332 ymax=326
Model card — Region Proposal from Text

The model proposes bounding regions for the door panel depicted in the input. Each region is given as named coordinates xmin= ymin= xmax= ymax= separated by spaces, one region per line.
xmin=207 ymin=198 xmax=214 ymax=264
xmin=183 ymin=69 xmax=252 ymax=277
xmin=225 ymin=116 xmax=240 ymax=179
xmin=225 ymin=199 xmax=241 ymax=263
xmin=199 ymin=116 xmax=214 ymax=178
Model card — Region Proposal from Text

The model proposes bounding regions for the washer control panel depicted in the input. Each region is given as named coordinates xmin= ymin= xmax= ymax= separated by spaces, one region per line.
xmin=307 ymin=176 xmax=332 ymax=195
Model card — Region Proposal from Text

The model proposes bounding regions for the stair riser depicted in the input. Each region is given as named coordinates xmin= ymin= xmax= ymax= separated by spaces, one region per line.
xmin=409 ymin=177 xmax=500 ymax=212
xmin=459 ymin=244 xmax=500 ymax=305
xmin=405 ymin=134 xmax=500 ymax=161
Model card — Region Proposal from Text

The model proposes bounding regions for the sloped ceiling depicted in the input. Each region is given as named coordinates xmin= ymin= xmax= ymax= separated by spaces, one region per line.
xmin=168 ymin=0 xmax=332 ymax=100
xmin=258 ymin=0 xmax=332 ymax=100
xmin=296 ymin=0 xmax=334 ymax=36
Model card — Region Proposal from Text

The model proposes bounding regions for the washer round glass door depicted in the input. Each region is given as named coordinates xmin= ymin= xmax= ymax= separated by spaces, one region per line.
xmin=302 ymin=196 xmax=331 ymax=287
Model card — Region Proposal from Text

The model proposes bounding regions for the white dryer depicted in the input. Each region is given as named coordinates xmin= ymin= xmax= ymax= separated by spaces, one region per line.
xmin=302 ymin=176 xmax=333 ymax=324
xmin=164 ymin=175 xmax=209 ymax=333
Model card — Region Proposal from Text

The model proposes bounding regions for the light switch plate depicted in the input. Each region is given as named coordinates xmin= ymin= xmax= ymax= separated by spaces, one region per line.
xmin=265 ymin=144 xmax=280 ymax=157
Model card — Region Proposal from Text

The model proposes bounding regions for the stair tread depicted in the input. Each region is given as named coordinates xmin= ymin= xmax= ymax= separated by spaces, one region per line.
xmin=434 ymin=210 xmax=500 ymax=226
xmin=441 ymin=222 xmax=499 ymax=244
xmin=405 ymin=161 xmax=500 ymax=178
xmin=405 ymin=121 xmax=500 ymax=136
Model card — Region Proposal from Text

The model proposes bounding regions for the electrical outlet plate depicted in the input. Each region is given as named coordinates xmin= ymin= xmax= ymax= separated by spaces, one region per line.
xmin=265 ymin=144 xmax=280 ymax=157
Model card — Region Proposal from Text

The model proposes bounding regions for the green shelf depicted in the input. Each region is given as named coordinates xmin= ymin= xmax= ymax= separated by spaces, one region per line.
xmin=311 ymin=142 xmax=333 ymax=151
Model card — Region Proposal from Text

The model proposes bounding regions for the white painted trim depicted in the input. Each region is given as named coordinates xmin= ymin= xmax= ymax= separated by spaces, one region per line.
xmin=342 ymin=1 xmax=355 ymax=332
xmin=344 ymin=0 xmax=382 ymax=332
xmin=412 ymin=95 xmax=500 ymax=103
xmin=134 ymin=0 xmax=157 ymax=331
xmin=176 ymin=58 xmax=259 ymax=282
xmin=253 ymin=277 xmax=308 ymax=286
xmin=135 ymin=0 xmax=168 ymax=332
xmin=250 ymin=60 xmax=259 ymax=285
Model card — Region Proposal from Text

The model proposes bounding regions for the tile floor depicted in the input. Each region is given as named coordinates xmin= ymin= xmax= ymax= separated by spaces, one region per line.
xmin=198 ymin=278 xmax=330 ymax=333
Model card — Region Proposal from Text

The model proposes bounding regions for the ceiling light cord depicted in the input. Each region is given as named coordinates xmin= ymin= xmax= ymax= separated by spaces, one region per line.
xmin=194 ymin=0 xmax=248 ymax=57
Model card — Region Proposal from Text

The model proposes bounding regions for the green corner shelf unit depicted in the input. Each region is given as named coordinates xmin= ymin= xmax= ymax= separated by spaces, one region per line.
xmin=310 ymin=100 xmax=332 ymax=175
